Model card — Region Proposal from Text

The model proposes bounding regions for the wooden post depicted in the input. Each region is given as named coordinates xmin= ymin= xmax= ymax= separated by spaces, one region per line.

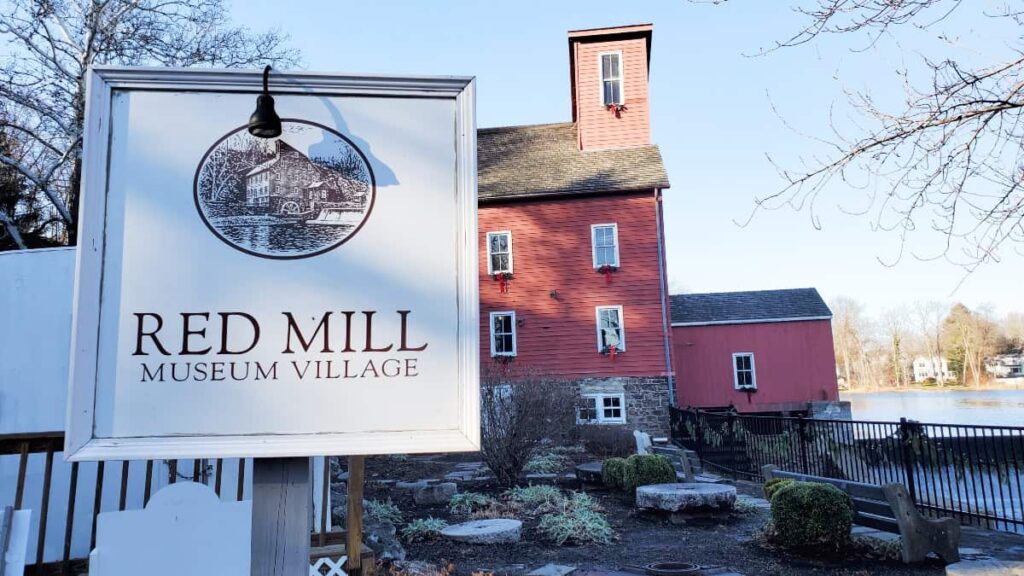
xmin=251 ymin=457 xmax=311 ymax=576
xmin=346 ymin=455 xmax=365 ymax=576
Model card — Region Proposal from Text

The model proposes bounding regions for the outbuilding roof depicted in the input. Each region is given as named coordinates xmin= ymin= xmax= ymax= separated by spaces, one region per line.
xmin=477 ymin=122 xmax=670 ymax=201
xmin=670 ymin=288 xmax=832 ymax=327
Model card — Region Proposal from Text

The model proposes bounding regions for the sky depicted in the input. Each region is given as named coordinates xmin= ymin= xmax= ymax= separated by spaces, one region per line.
xmin=230 ymin=0 xmax=1024 ymax=320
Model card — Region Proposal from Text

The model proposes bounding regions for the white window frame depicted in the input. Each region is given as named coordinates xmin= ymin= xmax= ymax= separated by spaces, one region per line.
xmin=489 ymin=311 xmax=517 ymax=357
xmin=732 ymin=352 xmax=757 ymax=390
xmin=486 ymin=230 xmax=513 ymax=274
xmin=577 ymin=393 xmax=626 ymax=424
xmin=595 ymin=305 xmax=626 ymax=353
xmin=591 ymin=223 xmax=620 ymax=268
xmin=598 ymin=51 xmax=624 ymax=106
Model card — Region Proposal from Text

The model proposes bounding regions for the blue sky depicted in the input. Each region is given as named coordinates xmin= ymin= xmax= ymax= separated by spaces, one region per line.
xmin=230 ymin=1 xmax=1023 ymax=319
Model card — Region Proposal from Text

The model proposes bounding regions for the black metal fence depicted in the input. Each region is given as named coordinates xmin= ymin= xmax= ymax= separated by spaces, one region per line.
xmin=670 ymin=407 xmax=1024 ymax=533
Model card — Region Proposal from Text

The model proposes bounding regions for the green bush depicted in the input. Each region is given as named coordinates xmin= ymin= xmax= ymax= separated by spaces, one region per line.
xmin=448 ymin=492 xmax=493 ymax=516
xmin=770 ymin=481 xmax=854 ymax=551
xmin=763 ymin=478 xmax=795 ymax=501
xmin=601 ymin=457 xmax=627 ymax=489
xmin=505 ymin=485 xmax=565 ymax=514
xmin=621 ymin=454 xmax=676 ymax=491
xmin=366 ymin=499 xmax=403 ymax=524
xmin=537 ymin=492 xmax=613 ymax=545
xmin=401 ymin=517 xmax=448 ymax=542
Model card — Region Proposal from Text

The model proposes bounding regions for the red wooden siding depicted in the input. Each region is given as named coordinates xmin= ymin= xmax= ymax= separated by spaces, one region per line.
xmin=573 ymin=37 xmax=651 ymax=151
xmin=672 ymin=320 xmax=839 ymax=412
xmin=479 ymin=192 xmax=671 ymax=378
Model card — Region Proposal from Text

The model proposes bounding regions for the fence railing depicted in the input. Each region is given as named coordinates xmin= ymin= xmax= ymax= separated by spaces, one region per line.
xmin=0 ymin=431 xmax=334 ymax=575
xmin=670 ymin=407 xmax=1024 ymax=533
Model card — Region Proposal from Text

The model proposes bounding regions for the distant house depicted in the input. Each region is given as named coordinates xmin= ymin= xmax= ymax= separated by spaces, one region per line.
xmin=985 ymin=354 xmax=1024 ymax=378
xmin=245 ymin=140 xmax=353 ymax=214
xmin=669 ymin=288 xmax=842 ymax=414
xmin=911 ymin=356 xmax=956 ymax=383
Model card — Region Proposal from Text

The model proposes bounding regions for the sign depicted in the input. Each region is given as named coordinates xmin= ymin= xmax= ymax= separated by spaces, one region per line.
xmin=66 ymin=67 xmax=479 ymax=460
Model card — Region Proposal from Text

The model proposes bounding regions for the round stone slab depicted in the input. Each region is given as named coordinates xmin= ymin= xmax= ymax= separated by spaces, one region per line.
xmin=441 ymin=519 xmax=522 ymax=544
xmin=636 ymin=483 xmax=737 ymax=512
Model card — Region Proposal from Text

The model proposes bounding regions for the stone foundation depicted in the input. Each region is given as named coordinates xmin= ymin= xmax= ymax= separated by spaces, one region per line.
xmin=571 ymin=376 xmax=672 ymax=436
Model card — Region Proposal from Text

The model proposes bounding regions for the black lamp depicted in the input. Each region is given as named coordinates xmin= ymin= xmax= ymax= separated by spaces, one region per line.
xmin=248 ymin=65 xmax=282 ymax=138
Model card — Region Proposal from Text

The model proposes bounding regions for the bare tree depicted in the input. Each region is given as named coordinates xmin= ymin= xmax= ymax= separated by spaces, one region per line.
xmin=0 ymin=0 xmax=298 ymax=249
xmin=479 ymin=365 xmax=577 ymax=487
xmin=880 ymin=306 xmax=910 ymax=387
xmin=702 ymin=1 xmax=1024 ymax=269
xmin=830 ymin=296 xmax=867 ymax=388
xmin=915 ymin=301 xmax=948 ymax=386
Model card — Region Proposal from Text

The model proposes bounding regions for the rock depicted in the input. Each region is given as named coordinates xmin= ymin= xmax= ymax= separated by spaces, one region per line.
xmin=390 ymin=561 xmax=448 ymax=576
xmin=635 ymin=483 xmax=737 ymax=513
xmin=365 ymin=519 xmax=406 ymax=561
xmin=331 ymin=497 xmax=369 ymax=525
xmin=441 ymin=519 xmax=522 ymax=544
xmin=945 ymin=560 xmax=1024 ymax=575
xmin=329 ymin=482 xmax=347 ymax=503
xmin=575 ymin=462 xmax=603 ymax=485
xmin=528 ymin=564 xmax=576 ymax=576
xmin=395 ymin=480 xmax=429 ymax=491
xmin=413 ymin=482 xmax=458 ymax=505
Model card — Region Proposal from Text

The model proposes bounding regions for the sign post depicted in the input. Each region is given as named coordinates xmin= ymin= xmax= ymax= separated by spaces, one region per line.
xmin=66 ymin=67 xmax=478 ymax=575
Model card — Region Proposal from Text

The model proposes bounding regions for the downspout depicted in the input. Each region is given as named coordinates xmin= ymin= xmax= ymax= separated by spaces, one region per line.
xmin=654 ymin=188 xmax=676 ymax=406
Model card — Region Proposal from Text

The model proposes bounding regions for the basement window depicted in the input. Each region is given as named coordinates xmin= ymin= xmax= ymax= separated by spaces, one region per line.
xmin=486 ymin=231 xmax=513 ymax=274
xmin=733 ymin=352 xmax=757 ymax=390
xmin=600 ymin=52 xmax=623 ymax=106
xmin=489 ymin=311 xmax=517 ymax=357
xmin=578 ymin=393 xmax=626 ymax=424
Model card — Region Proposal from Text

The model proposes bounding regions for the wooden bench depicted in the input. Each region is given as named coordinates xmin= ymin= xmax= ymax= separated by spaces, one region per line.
xmin=762 ymin=464 xmax=960 ymax=564
xmin=651 ymin=445 xmax=721 ymax=484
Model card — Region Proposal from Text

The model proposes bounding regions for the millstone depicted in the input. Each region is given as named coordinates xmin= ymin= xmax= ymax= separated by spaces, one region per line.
xmin=635 ymin=483 xmax=737 ymax=513
xmin=441 ymin=519 xmax=522 ymax=544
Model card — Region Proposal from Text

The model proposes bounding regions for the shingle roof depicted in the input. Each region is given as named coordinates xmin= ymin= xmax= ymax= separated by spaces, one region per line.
xmin=670 ymin=288 xmax=832 ymax=326
xmin=477 ymin=122 xmax=670 ymax=201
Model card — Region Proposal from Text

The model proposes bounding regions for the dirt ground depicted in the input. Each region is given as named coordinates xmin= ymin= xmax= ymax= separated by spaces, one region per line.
xmin=357 ymin=455 xmax=949 ymax=576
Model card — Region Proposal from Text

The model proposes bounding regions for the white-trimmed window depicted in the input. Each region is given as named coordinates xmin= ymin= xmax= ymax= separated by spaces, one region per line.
xmin=591 ymin=223 xmax=620 ymax=268
xmin=489 ymin=311 xmax=517 ymax=357
xmin=600 ymin=52 xmax=623 ymax=106
xmin=733 ymin=353 xmax=757 ymax=390
xmin=486 ymin=231 xmax=513 ymax=274
xmin=578 ymin=393 xmax=626 ymax=424
xmin=595 ymin=306 xmax=625 ymax=353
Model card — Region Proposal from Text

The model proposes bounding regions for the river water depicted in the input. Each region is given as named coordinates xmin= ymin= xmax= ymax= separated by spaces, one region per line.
xmin=842 ymin=387 xmax=1024 ymax=427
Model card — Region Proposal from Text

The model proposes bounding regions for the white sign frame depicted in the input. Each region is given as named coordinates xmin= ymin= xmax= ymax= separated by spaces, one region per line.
xmin=66 ymin=66 xmax=479 ymax=461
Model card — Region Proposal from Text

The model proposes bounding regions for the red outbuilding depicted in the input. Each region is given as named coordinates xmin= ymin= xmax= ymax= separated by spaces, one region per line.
xmin=670 ymin=289 xmax=841 ymax=414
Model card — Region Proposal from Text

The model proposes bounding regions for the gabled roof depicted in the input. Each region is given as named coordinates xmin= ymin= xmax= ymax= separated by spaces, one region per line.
xmin=670 ymin=288 xmax=832 ymax=327
xmin=477 ymin=122 xmax=670 ymax=201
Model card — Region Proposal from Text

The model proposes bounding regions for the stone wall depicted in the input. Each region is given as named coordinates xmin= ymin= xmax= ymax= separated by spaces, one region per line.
xmin=572 ymin=376 xmax=672 ymax=437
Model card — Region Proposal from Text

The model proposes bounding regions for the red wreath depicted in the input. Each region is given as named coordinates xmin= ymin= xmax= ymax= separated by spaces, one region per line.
xmin=597 ymin=264 xmax=617 ymax=285
xmin=606 ymin=103 xmax=627 ymax=118
xmin=493 ymin=272 xmax=512 ymax=293
xmin=606 ymin=345 xmax=617 ymax=361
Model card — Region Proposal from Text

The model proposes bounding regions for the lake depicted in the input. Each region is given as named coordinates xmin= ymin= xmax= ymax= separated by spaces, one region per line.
xmin=842 ymin=387 xmax=1024 ymax=427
